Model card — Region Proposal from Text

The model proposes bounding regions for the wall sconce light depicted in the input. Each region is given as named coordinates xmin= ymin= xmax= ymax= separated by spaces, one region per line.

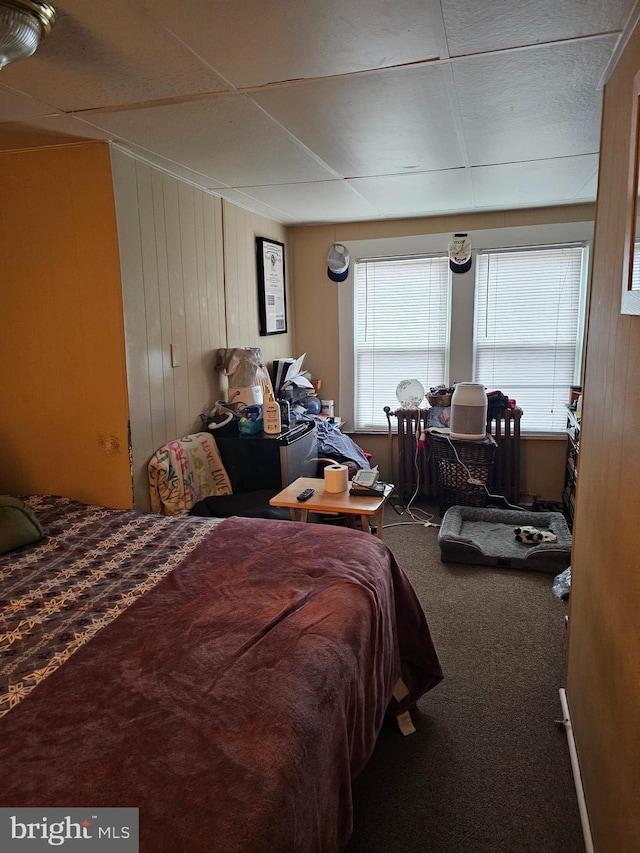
xmin=0 ymin=0 xmax=56 ymax=70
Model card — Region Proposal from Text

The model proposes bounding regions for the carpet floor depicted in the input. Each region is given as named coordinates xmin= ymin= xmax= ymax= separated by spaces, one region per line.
xmin=346 ymin=499 xmax=585 ymax=853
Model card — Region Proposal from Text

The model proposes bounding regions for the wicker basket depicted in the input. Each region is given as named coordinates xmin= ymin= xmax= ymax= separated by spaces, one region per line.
xmin=427 ymin=393 xmax=452 ymax=407
xmin=430 ymin=433 xmax=496 ymax=514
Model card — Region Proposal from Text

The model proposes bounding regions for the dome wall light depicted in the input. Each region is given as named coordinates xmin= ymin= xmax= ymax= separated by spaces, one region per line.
xmin=0 ymin=0 xmax=56 ymax=70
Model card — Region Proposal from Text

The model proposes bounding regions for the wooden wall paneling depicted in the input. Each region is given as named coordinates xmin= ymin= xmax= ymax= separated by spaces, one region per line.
xmin=110 ymin=149 xmax=155 ymax=507
xmin=192 ymin=187 xmax=219 ymax=421
xmin=236 ymin=203 xmax=253 ymax=346
xmin=151 ymin=167 xmax=177 ymax=442
xmin=112 ymin=152 xmax=234 ymax=509
xmin=220 ymin=200 xmax=294 ymax=367
xmin=234 ymin=204 xmax=253 ymax=347
xmin=135 ymin=160 xmax=167 ymax=453
xmin=221 ymin=202 xmax=239 ymax=346
xmin=162 ymin=173 xmax=190 ymax=435
xmin=204 ymin=194 xmax=227 ymax=403
xmin=193 ymin=190 xmax=211 ymax=405
xmin=177 ymin=181 xmax=206 ymax=428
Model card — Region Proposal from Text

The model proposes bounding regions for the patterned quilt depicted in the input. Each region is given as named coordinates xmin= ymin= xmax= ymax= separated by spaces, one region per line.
xmin=0 ymin=495 xmax=220 ymax=717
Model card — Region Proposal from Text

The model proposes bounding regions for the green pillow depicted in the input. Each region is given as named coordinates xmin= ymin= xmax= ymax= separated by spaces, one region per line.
xmin=0 ymin=496 xmax=44 ymax=554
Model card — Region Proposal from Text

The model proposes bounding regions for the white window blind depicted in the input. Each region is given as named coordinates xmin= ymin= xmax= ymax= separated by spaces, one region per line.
xmin=354 ymin=255 xmax=449 ymax=431
xmin=632 ymin=240 xmax=640 ymax=290
xmin=474 ymin=245 xmax=585 ymax=433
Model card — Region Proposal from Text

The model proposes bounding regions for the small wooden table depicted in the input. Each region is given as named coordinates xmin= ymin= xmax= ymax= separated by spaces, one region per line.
xmin=269 ymin=477 xmax=393 ymax=538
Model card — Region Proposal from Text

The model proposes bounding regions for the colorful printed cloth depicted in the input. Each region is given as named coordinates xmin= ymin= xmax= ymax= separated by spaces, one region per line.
xmin=148 ymin=432 xmax=233 ymax=515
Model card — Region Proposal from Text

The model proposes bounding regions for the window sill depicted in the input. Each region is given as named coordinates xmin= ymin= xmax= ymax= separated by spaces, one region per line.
xmin=349 ymin=428 xmax=567 ymax=440
xmin=520 ymin=432 xmax=567 ymax=440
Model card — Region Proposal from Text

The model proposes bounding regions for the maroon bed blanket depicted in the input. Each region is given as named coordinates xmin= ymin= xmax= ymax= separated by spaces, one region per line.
xmin=0 ymin=507 xmax=442 ymax=852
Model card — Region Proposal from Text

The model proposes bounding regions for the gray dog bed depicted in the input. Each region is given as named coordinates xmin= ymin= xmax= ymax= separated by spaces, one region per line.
xmin=438 ymin=506 xmax=572 ymax=573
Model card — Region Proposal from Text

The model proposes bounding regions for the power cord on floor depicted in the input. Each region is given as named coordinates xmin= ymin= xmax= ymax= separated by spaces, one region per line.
xmin=346 ymin=480 xmax=438 ymax=534
xmin=382 ymin=441 xmax=440 ymax=531
xmin=381 ymin=409 xmax=442 ymax=531
xmin=384 ymin=519 xmax=440 ymax=530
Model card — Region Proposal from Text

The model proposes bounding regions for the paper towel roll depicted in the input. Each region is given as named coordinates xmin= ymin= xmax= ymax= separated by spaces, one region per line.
xmin=324 ymin=463 xmax=349 ymax=493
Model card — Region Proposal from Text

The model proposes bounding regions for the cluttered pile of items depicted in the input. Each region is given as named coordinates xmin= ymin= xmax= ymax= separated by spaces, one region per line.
xmin=425 ymin=383 xmax=517 ymax=435
xmin=202 ymin=348 xmax=371 ymax=475
xmin=206 ymin=349 xmax=331 ymax=434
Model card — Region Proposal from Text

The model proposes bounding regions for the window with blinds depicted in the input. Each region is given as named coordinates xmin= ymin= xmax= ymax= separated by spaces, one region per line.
xmin=354 ymin=255 xmax=449 ymax=431
xmin=474 ymin=244 xmax=586 ymax=433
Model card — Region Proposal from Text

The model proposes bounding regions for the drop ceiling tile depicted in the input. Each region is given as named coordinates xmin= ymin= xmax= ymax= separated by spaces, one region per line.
xmin=0 ymin=0 xmax=229 ymax=112
xmin=0 ymin=2 xmax=622 ymax=224
xmin=442 ymin=0 xmax=634 ymax=56
xmin=227 ymin=180 xmax=380 ymax=224
xmin=471 ymin=155 xmax=599 ymax=209
xmin=573 ymin=168 xmax=599 ymax=201
xmin=453 ymin=36 xmax=615 ymax=166
xmin=80 ymin=94 xmax=338 ymax=187
xmin=350 ymin=168 xmax=474 ymax=217
xmin=0 ymin=86 xmax=57 ymax=122
xmin=251 ymin=65 xmax=465 ymax=179
xmin=144 ymin=0 xmax=441 ymax=88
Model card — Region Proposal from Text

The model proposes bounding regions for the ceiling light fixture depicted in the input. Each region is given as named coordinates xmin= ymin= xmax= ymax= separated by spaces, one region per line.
xmin=0 ymin=0 xmax=56 ymax=70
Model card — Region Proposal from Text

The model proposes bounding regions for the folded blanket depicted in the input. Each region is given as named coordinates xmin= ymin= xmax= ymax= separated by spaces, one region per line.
xmin=148 ymin=432 xmax=232 ymax=515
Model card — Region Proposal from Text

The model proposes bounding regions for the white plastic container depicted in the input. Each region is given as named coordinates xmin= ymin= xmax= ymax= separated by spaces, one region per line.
xmin=264 ymin=392 xmax=282 ymax=435
xmin=450 ymin=382 xmax=487 ymax=440
xmin=320 ymin=399 xmax=334 ymax=417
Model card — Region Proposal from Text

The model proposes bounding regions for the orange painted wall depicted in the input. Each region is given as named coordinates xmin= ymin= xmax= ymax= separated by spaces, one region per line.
xmin=0 ymin=142 xmax=132 ymax=509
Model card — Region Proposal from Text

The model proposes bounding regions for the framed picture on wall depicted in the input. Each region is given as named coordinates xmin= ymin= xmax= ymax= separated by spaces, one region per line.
xmin=256 ymin=237 xmax=288 ymax=335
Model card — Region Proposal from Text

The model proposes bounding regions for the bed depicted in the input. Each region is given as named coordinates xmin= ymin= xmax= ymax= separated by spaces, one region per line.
xmin=0 ymin=495 xmax=443 ymax=852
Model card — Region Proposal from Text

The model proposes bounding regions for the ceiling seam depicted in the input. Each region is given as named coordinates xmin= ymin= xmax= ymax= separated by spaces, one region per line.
xmin=49 ymin=32 xmax=621 ymax=120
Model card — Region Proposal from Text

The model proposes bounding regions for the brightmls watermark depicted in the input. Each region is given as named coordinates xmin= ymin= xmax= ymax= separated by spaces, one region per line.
xmin=0 ymin=809 xmax=138 ymax=850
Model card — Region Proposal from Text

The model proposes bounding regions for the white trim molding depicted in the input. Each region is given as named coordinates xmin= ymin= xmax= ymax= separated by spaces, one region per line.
xmin=558 ymin=688 xmax=595 ymax=853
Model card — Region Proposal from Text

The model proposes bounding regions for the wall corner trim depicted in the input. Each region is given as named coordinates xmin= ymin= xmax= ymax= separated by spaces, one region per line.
xmin=558 ymin=688 xmax=595 ymax=853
